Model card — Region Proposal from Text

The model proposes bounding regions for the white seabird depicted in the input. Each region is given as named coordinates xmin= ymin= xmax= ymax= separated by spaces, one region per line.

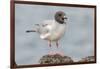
xmin=26 ymin=11 xmax=68 ymax=48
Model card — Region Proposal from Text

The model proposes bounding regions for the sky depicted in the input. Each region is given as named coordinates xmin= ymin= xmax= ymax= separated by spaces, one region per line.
xmin=15 ymin=3 xmax=94 ymax=65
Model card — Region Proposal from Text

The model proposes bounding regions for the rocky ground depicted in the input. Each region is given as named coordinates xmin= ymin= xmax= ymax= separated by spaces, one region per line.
xmin=78 ymin=56 xmax=95 ymax=62
xmin=39 ymin=54 xmax=73 ymax=64
xmin=39 ymin=54 xmax=95 ymax=64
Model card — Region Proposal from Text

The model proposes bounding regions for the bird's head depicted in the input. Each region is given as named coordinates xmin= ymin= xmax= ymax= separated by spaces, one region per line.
xmin=55 ymin=11 xmax=68 ymax=24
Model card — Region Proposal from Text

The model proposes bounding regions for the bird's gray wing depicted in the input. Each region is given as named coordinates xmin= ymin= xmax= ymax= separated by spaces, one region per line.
xmin=38 ymin=25 xmax=49 ymax=35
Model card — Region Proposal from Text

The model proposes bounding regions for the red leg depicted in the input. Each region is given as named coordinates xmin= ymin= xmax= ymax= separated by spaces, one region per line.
xmin=56 ymin=41 xmax=59 ymax=48
xmin=48 ymin=41 xmax=51 ymax=47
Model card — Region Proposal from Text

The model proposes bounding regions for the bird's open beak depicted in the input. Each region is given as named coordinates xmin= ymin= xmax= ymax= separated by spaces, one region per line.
xmin=63 ymin=16 xmax=68 ymax=19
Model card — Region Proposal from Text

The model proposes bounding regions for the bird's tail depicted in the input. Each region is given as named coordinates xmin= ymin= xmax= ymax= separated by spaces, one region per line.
xmin=26 ymin=24 xmax=40 ymax=33
xmin=26 ymin=30 xmax=36 ymax=33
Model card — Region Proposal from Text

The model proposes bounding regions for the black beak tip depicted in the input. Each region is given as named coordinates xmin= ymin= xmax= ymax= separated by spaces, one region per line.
xmin=64 ymin=17 xmax=68 ymax=19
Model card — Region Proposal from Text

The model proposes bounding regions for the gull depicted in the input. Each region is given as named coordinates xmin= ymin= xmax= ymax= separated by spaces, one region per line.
xmin=26 ymin=11 xmax=68 ymax=48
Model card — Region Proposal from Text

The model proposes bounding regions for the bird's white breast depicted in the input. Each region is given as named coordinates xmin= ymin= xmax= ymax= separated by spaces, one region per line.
xmin=40 ymin=20 xmax=66 ymax=41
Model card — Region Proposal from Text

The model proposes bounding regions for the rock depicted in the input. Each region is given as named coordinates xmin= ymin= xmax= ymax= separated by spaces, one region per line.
xmin=39 ymin=54 xmax=74 ymax=64
xmin=78 ymin=56 xmax=95 ymax=62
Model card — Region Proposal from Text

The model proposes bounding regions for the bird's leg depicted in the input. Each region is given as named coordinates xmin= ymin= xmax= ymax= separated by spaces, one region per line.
xmin=56 ymin=41 xmax=59 ymax=48
xmin=48 ymin=41 xmax=53 ymax=55
xmin=48 ymin=41 xmax=51 ymax=47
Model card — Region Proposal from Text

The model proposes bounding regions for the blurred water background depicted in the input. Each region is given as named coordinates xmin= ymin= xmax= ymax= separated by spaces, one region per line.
xmin=15 ymin=4 xmax=94 ymax=65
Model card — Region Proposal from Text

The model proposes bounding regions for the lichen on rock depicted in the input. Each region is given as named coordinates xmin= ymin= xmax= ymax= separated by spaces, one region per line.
xmin=39 ymin=54 xmax=73 ymax=64
xmin=78 ymin=56 xmax=95 ymax=62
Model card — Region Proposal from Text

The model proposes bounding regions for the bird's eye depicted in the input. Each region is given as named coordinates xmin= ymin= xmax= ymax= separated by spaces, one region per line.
xmin=59 ymin=14 xmax=62 ymax=16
